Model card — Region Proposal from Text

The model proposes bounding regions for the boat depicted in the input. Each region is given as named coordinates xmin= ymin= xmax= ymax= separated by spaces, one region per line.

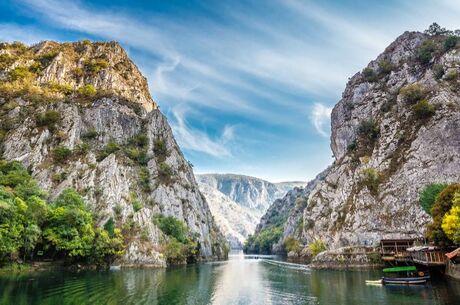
xmin=381 ymin=266 xmax=430 ymax=285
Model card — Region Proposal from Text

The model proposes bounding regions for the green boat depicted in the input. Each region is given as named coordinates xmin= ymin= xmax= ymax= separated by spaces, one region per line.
xmin=381 ymin=266 xmax=430 ymax=285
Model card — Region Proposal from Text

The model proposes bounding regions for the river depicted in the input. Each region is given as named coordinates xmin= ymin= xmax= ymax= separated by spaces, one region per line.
xmin=1 ymin=252 xmax=460 ymax=305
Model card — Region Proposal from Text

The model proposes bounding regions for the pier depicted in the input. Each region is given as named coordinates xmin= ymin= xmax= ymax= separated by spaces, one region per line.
xmin=379 ymin=239 xmax=447 ymax=267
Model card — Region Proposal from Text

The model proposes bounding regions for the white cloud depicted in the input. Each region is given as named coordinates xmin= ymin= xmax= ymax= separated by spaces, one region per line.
xmin=170 ymin=106 xmax=235 ymax=158
xmin=311 ymin=103 xmax=332 ymax=137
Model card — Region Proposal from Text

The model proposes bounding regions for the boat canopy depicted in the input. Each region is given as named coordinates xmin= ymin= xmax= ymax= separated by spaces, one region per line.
xmin=382 ymin=266 xmax=417 ymax=273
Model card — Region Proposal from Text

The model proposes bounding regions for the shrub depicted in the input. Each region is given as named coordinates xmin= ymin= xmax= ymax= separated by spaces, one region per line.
xmin=366 ymin=252 xmax=382 ymax=264
xmin=425 ymin=23 xmax=450 ymax=36
xmin=360 ymin=168 xmax=384 ymax=196
xmin=9 ymin=66 xmax=33 ymax=81
xmin=53 ymin=145 xmax=72 ymax=163
xmin=358 ymin=119 xmax=380 ymax=142
xmin=129 ymin=133 xmax=148 ymax=148
xmin=131 ymin=193 xmax=143 ymax=212
xmin=362 ymin=67 xmax=378 ymax=82
xmin=309 ymin=240 xmax=326 ymax=257
xmin=0 ymin=53 xmax=16 ymax=70
xmin=444 ymin=36 xmax=458 ymax=51
xmin=28 ymin=62 xmax=42 ymax=73
xmin=97 ymin=141 xmax=120 ymax=161
xmin=419 ymin=183 xmax=448 ymax=215
xmin=417 ymin=40 xmax=437 ymax=65
xmin=432 ymin=64 xmax=445 ymax=80
xmin=444 ymin=69 xmax=458 ymax=81
xmin=378 ymin=60 xmax=393 ymax=75
xmin=154 ymin=215 xmax=188 ymax=243
xmin=411 ymin=99 xmax=436 ymax=120
xmin=157 ymin=162 xmax=173 ymax=184
xmin=46 ymin=81 xmax=73 ymax=95
xmin=78 ymin=84 xmax=97 ymax=97
xmin=139 ymin=166 xmax=151 ymax=192
xmin=426 ymin=184 xmax=460 ymax=246
xmin=36 ymin=110 xmax=61 ymax=130
xmin=84 ymin=59 xmax=109 ymax=74
xmin=284 ymin=237 xmax=301 ymax=254
xmin=153 ymin=139 xmax=169 ymax=161
xmin=399 ymin=84 xmax=425 ymax=104
xmin=82 ymin=128 xmax=98 ymax=140
xmin=73 ymin=143 xmax=90 ymax=155
xmin=39 ymin=51 xmax=58 ymax=65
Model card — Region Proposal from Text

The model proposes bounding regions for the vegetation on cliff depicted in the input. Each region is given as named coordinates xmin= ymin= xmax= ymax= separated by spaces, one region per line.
xmin=0 ymin=160 xmax=124 ymax=267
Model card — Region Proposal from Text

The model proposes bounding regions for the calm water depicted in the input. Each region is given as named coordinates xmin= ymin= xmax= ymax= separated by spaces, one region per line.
xmin=1 ymin=252 xmax=460 ymax=305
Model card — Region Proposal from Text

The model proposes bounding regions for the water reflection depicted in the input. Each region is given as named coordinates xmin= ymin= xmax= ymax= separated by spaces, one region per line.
xmin=1 ymin=253 xmax=460 ymax=305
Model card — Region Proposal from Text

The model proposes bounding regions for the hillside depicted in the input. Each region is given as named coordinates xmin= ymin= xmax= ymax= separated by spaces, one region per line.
xmin=0 ymin=40 xmax=227 ymax=266
xmin=197 ymin=174 xmax=304 ymax=248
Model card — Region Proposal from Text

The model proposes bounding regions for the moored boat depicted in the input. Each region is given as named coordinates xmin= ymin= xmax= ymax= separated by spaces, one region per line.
xmin=382 ymin=266 xmax=430 ymax=285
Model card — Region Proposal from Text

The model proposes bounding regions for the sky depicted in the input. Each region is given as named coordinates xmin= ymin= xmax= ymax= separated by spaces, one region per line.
xmin=1 ymin=0 xmax=459 ymax=182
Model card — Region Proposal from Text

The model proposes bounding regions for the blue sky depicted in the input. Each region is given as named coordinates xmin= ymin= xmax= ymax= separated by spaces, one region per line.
xmin=1 ymin=0 xmax=458 ymax=182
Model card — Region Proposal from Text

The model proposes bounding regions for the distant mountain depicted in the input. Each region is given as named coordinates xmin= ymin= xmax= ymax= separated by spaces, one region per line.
xmin=197 ymin=174 xmax=305 ymax=248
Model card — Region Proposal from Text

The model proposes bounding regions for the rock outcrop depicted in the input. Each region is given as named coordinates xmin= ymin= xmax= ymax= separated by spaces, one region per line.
xmin=0 ymin=41 xmax=227 ymax=266
xmin=197 ymin=173 xmax=304 ymax=248
xmin=303 ymin=31 xmax=460 ymax=248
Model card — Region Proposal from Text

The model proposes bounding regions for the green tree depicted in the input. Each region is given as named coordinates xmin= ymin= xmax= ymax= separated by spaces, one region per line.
xmin=44 ymin=189 xmax=95 ymax=258
xmin=419 ymin=183 xmax=448 ymax=215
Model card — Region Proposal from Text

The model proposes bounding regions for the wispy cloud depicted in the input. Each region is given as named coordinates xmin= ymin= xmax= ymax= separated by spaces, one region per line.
xmin=311 ymin=103 xmax=332 ymax=137
xmin=170 ymin=106 xmax=236 ymax=158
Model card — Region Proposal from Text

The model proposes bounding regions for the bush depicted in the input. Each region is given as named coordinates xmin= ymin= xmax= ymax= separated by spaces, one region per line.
xmin=139 ymin=166 xmax=151 ymax=192
xmin=444 ymin=69 xmax=458 ymax=81
xmin=129 ymin=133 xmax=148 ymax=148
xmin=284 ymin=237 xmax=301 ymax=254
xmin=73 ymin=143 xmax=90 ymax=155
xmin=362 ymin=67 xmax=378 ymax=82
xmin=130 ymin=192 xmax=143 ymax=212
xmin=358 ymin=119 xmax=380 ymax=142
xmin=97 ymin=141 xmax=120 ymax=161
xmin=420 ymin=183 xmax=448 ymax=215
xmin=84 ymin=59 xmax=109 ymax=74
xmin=157 ymin=162 xmax=173 ymax=184
xmin=378 ymin=60 xmax=393 ymax=75
xmin=9 ymin=66 xmax=33 ymax=81
xmin=411 ymin=99 xmax=436 ymax=120
xmin=153 ymin=139 xmax=169 ymax=162
xmin=360 ymin=168 xmax=384 ymax=196
xmin=426 ymin=184 xmax=460 ymax=246
xmin=399 ymin=84 xmax=425 ymax=104
xmin=78 ymin=84 xmax=97 ymax=97
xmin=0 ymin=53 xmax=16 ymax=70
xmin=444 ymin=36 xmax=458 ymax=51
xmin=432 ymin=64 xmax=445 ymax=80
xmin=417 ymin=40 xmax=436 ymax=65
xmin=53 ymin=145 xmax=72 ymax=163
xmin=82 ymin=128 xmax=98 ymax=140
xmin=154 ymin=215 xmax=188 ymax=243
xmin=36 ymin=110 xmax=61 ymax=130
xmin=309 ymin=240 xmax=326 ymax=257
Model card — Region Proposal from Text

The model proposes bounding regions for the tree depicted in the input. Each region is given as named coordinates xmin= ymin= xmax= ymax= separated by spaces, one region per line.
xmin=426 ymin=184 xmax=460 ymax=245
xmin=419 ymin=183 xmax=448 ymax=215
xmin=91 ymin=228 xmax=124 ymax=266
xmin=44 ymin=189 xmax=95 ymax=258
xmin=425 ymin=23 xmax=451 ymax=36
xmin=309 ymin=239 xmax=327 ymax=257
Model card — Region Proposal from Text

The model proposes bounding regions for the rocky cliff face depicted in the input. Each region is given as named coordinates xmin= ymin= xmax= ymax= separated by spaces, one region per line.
xmin=197 ymin=174 xmax=304 ymax=214
xmin=246 ymin=169 xmax=329 ymax=253
xmin=0 ymin=41 xmax=226 ymax=266
xmin=197 ymin=174 xmax=304 ymax=248
xmin=304 ymin=31 xmax=460 ymax=248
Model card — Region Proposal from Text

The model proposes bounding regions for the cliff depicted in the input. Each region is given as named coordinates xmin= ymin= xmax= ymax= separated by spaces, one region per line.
xmin=304 ymin=31 xmax=460 ymax=248
xmin=197 ymin=173 xmax=304 ymax=248
xmin=0 ymin=40 xmax=227 ymax=266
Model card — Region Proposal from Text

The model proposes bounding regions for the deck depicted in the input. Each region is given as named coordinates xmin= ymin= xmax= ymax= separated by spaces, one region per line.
xmin=379 ymin=239 xmax=447 ymax=266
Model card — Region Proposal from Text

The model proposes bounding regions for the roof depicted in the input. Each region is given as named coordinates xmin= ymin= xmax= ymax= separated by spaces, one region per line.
xmin=407 ymin=246 xmax=439 ymax=252
xmin=383 ymin=266 xmax=417 ymax=273
xmin=446 ymin=247 xmax=460 ymax=259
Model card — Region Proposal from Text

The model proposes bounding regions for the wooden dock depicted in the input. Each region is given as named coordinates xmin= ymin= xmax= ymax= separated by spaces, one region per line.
xmin=380 ymin=239 xmax=447 ymax=267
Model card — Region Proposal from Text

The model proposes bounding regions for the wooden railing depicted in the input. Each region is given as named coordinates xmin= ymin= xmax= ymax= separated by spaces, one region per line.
xmin=411 ymin=251 xmax=447 ymax=266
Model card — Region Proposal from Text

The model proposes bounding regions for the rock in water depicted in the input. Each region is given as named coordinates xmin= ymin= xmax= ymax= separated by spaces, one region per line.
xmin=0 ymin=40 xmax=227 ymax=266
